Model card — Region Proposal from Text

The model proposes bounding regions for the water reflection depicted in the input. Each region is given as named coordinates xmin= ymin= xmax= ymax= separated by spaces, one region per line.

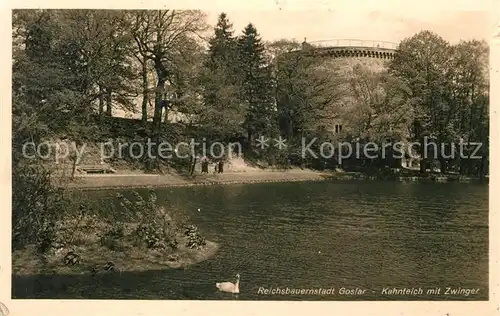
xmin=13 ymin=180 xmax=488 ymax=300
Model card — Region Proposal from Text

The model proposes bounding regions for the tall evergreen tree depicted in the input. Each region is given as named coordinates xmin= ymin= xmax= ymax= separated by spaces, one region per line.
xmin=237 ymin=23 xmax=276 ymax=143
xmin=207 ymin=13 xmax=237 ymax=63
xmin=198 ymin=13 xmax=245 ymax=141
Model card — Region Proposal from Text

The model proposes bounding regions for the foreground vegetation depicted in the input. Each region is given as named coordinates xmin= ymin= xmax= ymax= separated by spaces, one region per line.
xmin=13 ymin=164 xmax=215 ymax=275
xmin=11 ymin=10 xmax=489 ymax=274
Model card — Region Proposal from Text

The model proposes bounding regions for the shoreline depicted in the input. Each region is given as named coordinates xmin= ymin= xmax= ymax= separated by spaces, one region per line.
xmin=63 ymin=170 xmax=330 ymax=190
xmin=62 ymin=169 xmax=487 ymax=191
xmin=12 ymin=241 xmax=219 ymax=276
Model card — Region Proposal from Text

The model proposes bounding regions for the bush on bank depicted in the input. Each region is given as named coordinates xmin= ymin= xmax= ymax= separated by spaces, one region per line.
xmin=12 ymin=159 xmax=208 ymax=263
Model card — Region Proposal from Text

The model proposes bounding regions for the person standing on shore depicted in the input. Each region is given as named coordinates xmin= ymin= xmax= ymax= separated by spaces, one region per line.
xmin=218 ymin=160 xmax=224 ymax=174
xmin=201 ymin=156 xmax=209 ymax=174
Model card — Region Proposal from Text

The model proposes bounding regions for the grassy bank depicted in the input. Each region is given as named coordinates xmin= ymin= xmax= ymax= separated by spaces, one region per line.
xmin=13 ymin=240 xmax=219 ymax=276
xmin=63 ymin=168 xmax=488 ymax=191
xmin=12 ymin=188 xmax=218 ymax=277
xmin=65 ymin=169 xmax=329 ymax=190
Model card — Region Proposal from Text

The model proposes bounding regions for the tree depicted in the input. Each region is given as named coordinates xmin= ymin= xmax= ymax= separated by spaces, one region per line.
xmin=270 ymin=40 xmax=345 ymax=168
xmin=447 ymin=40 xmax=489 ymax=175
xmin=198 ymin=13 xmax=245 ymax=142
xmin=207 ymin=13 xmax=238 ymax=63
xmin=335 ymin=64 xmax=412 ymax=169
xmin=389 ymin=31 xmax=452 ymax=173
xmin=52 ymin=10 xmax=138 ymax=116
xmin=96 ymin=12 xmax=139 ymax=117
xmin=274 ymin=43 xmax=342 ymax=139
xmin=12 ymin=10 xmax=90 ymax=147
xmin=12 ymin=9 xmax=140 ymax=164
xmin=129 ymin=10 xmax=208 ymax=135
xmin=342 ymin=64 xmax=412 ymax=141
xmin=12 ymin=10 xmax=100 ymax=251
xmin=237 ymin=24 xmax=276 ymax=143
xmin=390 ymin=31 xmax=489 ymax=175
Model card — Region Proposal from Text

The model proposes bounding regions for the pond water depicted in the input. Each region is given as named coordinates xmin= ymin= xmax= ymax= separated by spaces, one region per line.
xmin=13 ymin=180 xmax=488 ymax=300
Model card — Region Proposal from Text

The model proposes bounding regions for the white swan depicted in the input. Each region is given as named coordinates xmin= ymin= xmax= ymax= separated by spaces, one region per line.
xmin=216 ymin=273 xmax=240 ymax=293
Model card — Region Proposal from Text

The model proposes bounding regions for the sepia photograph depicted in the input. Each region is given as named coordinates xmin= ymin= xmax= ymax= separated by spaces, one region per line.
xmin=5 ymin=2 xmax=498 ymax=312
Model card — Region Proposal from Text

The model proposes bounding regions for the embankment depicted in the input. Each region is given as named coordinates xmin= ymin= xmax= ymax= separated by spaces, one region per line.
xmin=65 ymin=169 xmax=329 ymax=190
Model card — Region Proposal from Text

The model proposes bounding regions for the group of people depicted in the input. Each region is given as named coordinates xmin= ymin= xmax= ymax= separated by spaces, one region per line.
xmin=201 ymin=156 xmax=224 ymax=174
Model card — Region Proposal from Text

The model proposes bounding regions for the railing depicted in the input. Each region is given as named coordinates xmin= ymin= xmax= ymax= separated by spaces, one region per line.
xmin=307 ymin=39 xmax=399 ymax=50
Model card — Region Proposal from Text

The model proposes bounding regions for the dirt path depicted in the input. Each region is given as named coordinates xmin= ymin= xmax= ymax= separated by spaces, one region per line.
xmin=65 ymin=170 xmax=330 ymax=190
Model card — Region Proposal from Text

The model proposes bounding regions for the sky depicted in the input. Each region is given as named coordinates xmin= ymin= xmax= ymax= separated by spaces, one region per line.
xmin=205 ymin=10 xmax=495 ymax=44
xmin=6 ymin=0 xmax=498 ymax=44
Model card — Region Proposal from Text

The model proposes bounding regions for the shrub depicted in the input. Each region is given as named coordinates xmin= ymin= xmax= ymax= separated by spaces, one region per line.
xmin=186 ymin=233 xmax=206 ymax=250
xmin=135 ymin=223 xmax=168 ymax=249
xmin=12 ymin=162 xmax=70 ymax=252
xmin=184 ymin=224 xmax=198 ymax=236
xmin=185 ymin=224 xmax=206 ymax=250
xmin=118 ymin=190 xmax=178 ymax=251
xmin=63 ymin=251 xmax=81 ymax=265
xmin=99 ymin=224 xmax=125 ymax=250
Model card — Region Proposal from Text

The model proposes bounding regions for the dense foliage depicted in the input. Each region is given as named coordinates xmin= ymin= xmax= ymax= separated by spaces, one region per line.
xmin=389 ymin=31 xmax=489 ymax=174
xmin=11 ymin=10 xmax=489 ymax=250
xmin=12 ymin=10 xmax=489 ymax=173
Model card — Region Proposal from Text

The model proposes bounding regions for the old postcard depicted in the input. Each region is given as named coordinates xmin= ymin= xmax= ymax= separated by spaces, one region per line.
xmin=2 ymin=0 xmax=499 ymax=315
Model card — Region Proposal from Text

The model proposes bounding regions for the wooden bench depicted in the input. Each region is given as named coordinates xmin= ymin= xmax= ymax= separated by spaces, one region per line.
xmin=76 ymin=164 xmax=117 ymax=174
